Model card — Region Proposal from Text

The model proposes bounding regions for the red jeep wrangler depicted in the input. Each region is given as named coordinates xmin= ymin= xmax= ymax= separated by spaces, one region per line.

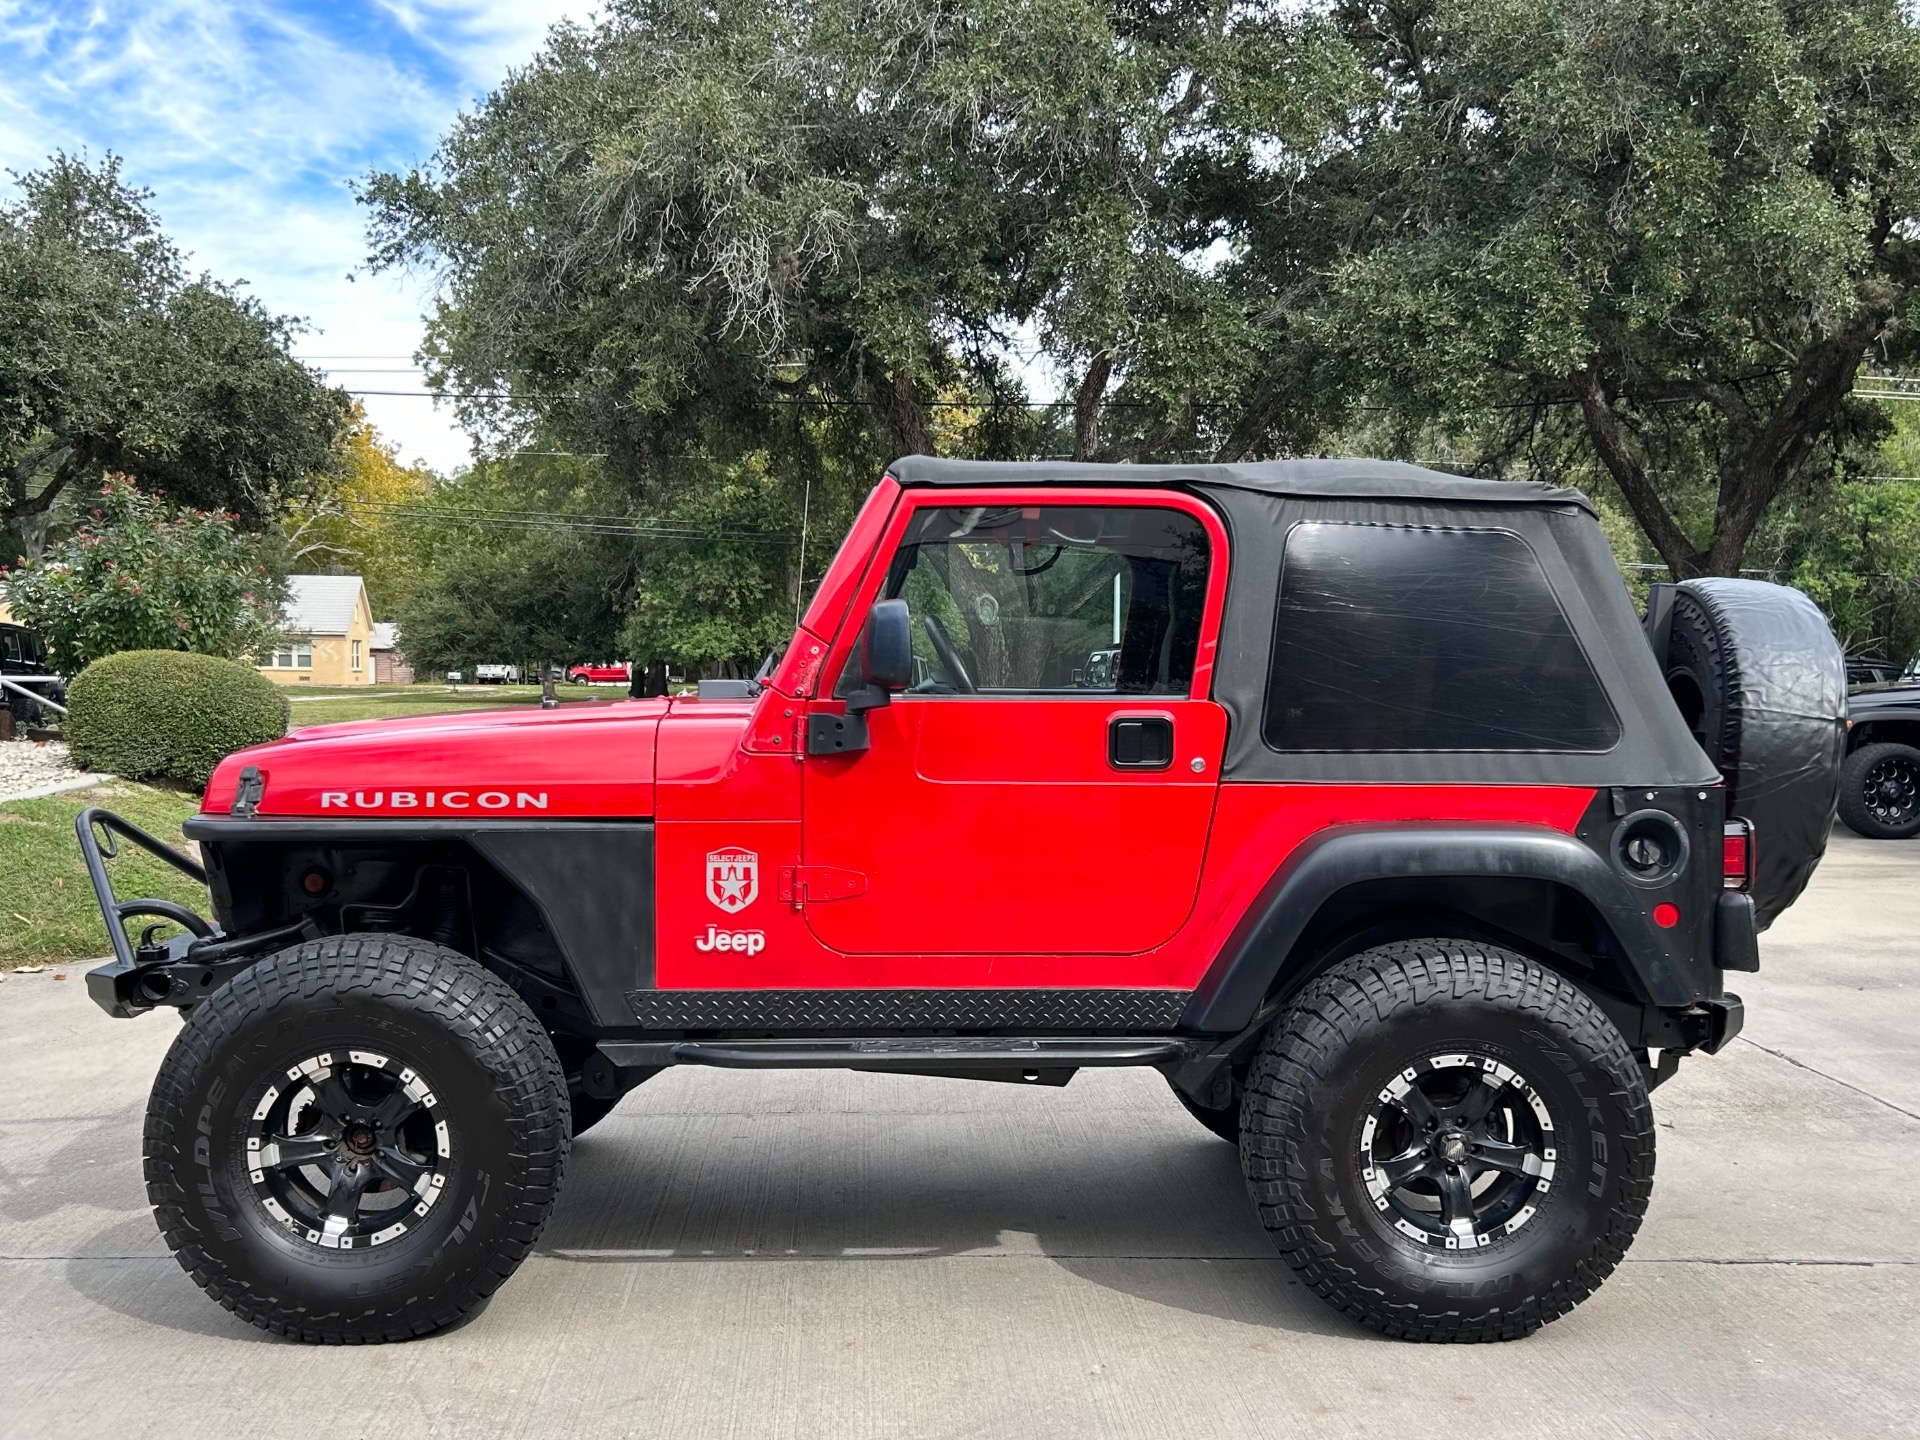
xmin=78 ymin=458 xmax=1846 ymax=1344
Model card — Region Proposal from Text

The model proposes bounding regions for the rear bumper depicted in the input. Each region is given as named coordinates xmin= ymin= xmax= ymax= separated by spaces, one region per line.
xmin=1697 ymin=993 xmax=1744 ymax=1054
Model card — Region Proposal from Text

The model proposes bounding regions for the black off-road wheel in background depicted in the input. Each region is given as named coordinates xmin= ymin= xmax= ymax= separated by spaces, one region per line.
xmin=144 ymin=934 xmax=570 ymax=1343
xmin=1241 ymin=941 xmax=1654 ymax=1342
xmin=1838 ymin=742 xmax=1920 ymax=840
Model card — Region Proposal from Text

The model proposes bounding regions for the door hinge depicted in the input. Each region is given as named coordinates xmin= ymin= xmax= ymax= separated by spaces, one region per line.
xmin=779 ymin=864 xmax=868 ymax=906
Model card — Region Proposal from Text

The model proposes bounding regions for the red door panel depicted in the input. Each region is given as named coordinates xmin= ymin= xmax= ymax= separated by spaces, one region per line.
xmin=801 ymin=697 xmax=1226 ymax=955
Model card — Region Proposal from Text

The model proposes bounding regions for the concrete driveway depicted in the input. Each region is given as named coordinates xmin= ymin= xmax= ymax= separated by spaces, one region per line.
xmin=2 ymin=833 xmax=1915 ymax=1439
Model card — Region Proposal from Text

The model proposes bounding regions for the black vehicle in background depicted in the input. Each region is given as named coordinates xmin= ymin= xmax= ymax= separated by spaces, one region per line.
xmin=0 ymin=621 xmax=64 ymax=724
xmin=1842 ymin=678 xmax=1920 ymax=838
xmin=1846 ymin=654 xmax=1907 ymax=686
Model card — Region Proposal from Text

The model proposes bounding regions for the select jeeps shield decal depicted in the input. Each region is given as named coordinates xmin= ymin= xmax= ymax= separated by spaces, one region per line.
xmin=706 ymin=848 xmax=759 ymax=914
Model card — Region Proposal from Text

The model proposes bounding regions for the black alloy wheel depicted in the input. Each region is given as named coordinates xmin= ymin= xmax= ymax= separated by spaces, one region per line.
xmin=245 ymin=1050 xmax=452 ymax=1250
xmin=1839 ymin=742 xmax=1920 ymax=840
xmin=1358 ymin=1051 xmax=1556 ymax=1251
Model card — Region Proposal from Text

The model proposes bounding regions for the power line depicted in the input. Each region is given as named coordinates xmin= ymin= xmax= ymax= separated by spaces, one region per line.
xmin=341 ymin=497 xmax=794 ymax=544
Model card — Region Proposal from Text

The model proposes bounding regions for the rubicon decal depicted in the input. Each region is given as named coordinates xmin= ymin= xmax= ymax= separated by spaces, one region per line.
xmin=695 ymin=925 xmax=766 ymax=955
xmin=706 ymin=848 xmax=759 ymax=913
xmin=319 ymin=791 xmax=550 ymax=811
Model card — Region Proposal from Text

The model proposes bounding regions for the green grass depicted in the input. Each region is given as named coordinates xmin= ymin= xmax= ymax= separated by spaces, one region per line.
xmin=0 ymin=781 xmax=205 ymax=969
xmin=284 ymin=683 xmax=605 ymax=727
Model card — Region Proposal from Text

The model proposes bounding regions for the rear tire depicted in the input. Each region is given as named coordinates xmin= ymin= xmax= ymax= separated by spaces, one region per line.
xmin=1838 ymin=742 xmax=1920 ymax=839
xmin=1241 ymin=940 xmax=1653 ymax=1342
xmin=144 ymin=934 xmax=570 ymax=1343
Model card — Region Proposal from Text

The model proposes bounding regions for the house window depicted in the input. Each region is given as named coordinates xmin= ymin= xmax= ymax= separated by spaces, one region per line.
xmin=269 ymin=643 xmax=313 ymax=669
xmin=352 ymin=639 xmax=363 ymax=671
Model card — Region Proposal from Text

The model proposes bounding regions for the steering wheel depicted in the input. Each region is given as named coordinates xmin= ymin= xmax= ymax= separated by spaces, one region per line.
xmin=922 ymin=615 xmax=977 ymax=693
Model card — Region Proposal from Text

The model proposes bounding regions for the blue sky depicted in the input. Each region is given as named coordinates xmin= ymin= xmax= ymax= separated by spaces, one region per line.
xmin=0 ymin=1 xmax=597 ymax=472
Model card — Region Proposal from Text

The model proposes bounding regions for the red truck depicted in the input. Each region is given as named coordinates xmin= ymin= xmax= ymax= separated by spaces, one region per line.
xmin=565 ymin=662 xmax=631 ymax=684
xmin=78 ymin=457 xmax=1845 ymax=1345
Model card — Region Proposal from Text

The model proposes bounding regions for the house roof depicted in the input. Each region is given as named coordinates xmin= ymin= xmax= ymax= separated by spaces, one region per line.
xmin=282 ymin=575 xmax=367 ymax=636
xmin=371 ymin=622 xmax=400 ymax=651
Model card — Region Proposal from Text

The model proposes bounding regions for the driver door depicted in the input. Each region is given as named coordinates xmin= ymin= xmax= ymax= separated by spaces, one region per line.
xmin=800 ymin=495 xmax=1227 ymax=960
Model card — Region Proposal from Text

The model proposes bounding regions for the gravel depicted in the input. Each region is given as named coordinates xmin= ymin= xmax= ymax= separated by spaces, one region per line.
xmin=0 ymin=740 xmax=102 ymax=803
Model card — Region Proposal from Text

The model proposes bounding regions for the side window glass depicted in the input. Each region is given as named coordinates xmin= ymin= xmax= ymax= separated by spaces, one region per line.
xmin=877 ymin=505 xmax=1210 ymax=697
xmin=1263 ymin=523 xmax=1619 ymax=752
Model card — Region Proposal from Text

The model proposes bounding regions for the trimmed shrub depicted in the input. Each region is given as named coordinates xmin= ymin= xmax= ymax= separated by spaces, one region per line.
xmin=67 ymin=650 xmax=289 ymax=787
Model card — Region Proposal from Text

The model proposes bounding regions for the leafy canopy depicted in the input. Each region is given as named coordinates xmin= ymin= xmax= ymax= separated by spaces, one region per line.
xmin=0 ymin=154 xmax=351 ymax=555
xmin=1305 ymin=0 xmax=1920 ymax=576
xmin=364 ymin=0 xmax=1920 ymax=687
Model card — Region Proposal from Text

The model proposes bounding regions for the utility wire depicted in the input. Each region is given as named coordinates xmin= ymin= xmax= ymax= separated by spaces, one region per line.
xmin=341 ymin=498 xmax=793 ymax=543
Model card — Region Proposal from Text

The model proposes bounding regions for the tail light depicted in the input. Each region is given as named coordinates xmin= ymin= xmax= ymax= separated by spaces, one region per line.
xmin=1722 ymin=820 xmax=1753 ymax=890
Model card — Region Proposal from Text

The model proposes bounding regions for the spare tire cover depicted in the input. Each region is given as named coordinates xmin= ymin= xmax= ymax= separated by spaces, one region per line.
xmin=1662 ymin=579 xmax=1846 ymax=928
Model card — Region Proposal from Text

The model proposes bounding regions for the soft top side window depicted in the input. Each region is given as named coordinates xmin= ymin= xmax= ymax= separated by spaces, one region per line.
xmin=1263 ymin=522 xmax=1620 ymax=752
xmin=858 ymin=504 xmax=1210 ymax=698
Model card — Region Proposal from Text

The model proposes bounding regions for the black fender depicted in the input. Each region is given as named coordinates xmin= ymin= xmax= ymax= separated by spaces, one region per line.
xmin=182 ymin=816 xmax=654 ymax=1030
xmin=1180 ymin=823 xmax=1699 ymax=1032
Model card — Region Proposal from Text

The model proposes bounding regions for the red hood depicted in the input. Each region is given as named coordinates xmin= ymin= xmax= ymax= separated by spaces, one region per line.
xmin=203 ymin=698 xmax=690 ymax=819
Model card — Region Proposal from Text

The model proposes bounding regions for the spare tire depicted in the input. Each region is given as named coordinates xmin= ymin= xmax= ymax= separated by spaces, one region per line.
xmin=1659 ymin=579 xmax=1846 ymax=928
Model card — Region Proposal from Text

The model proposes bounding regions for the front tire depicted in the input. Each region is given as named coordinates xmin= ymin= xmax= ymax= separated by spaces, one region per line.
xmin=1241 ymin=941 xmax=1653 ymax=1342
xmin=1838 ymin=742 xmax=1920 ymax=839
xmin=144 ymin=934 xmax=570 ymax=1343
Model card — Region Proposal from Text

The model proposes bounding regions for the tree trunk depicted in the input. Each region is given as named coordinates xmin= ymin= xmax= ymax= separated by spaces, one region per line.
xmin=1574 ymin=369 xmax=1708 ymax=579
xmin=17 ymin=511 xmax=52 ymax=562
xmin=1072 ymin=351 xmax=1112 ymax=461
xmin=876 ymin=365 xmax=934 ymax=458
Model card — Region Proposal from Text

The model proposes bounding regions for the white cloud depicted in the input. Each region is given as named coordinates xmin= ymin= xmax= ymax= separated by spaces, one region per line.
xmin=0 ymin=0 xmax=600 ymax=473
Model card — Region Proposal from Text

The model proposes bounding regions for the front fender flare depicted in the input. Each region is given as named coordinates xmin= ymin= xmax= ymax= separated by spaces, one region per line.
xmin=1181 ymin=824 xmax=1694 ymax=1032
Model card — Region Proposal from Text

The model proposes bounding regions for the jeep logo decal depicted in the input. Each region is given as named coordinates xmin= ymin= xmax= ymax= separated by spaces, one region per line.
xmin=695 ymin=925 xmax=766 ymax=955
xmin=706 ymin=848 xmax=758 ymax=913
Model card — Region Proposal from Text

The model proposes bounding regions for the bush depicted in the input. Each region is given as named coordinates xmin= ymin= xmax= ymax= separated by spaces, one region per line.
xmin=3 ymin=474 xmax=283 ymax=677
xmin=66 ymin=650 xmax=289 ymax=788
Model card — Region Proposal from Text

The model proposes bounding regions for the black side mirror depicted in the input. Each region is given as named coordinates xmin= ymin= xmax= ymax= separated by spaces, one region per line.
xmin=812 ymin=599 xmax=911 ymax=755
xmin=861 ymin=598 xmax=913 ymax=693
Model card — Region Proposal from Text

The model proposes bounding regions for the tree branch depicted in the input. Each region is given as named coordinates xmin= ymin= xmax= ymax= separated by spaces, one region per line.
xmin=1574 ymin=368 xmax=1705 ymax=577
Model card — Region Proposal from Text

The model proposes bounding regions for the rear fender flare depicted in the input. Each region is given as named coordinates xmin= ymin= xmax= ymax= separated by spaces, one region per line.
xmin=1181 ymin=824 xmax=1693 ymax=1032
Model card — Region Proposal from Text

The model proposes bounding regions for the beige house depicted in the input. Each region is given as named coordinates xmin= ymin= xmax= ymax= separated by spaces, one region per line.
xmin=261 ymin=575 xmax=376 ymax=686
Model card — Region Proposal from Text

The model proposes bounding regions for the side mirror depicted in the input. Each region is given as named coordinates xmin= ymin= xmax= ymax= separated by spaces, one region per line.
xmin=860 ymin=598 xmax=913 ymax=693
xmin=812 ymin=600 xmax=910 ymax=755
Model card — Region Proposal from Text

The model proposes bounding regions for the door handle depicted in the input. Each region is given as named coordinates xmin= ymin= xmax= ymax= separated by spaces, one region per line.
xmin=1108 ymin=715 xmax=1174 ymax=771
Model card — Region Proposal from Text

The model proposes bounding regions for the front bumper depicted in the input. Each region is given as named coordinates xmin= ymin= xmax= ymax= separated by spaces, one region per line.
xmin=74 ymin=807 xmax=306 ymax=1017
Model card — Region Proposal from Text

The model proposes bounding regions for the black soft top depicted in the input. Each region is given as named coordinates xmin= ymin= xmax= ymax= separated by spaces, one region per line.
xmin=888 ymin=452 xmax=1711 ymax=788
xmin=886 ymin=455 xmax=1595 ymax=515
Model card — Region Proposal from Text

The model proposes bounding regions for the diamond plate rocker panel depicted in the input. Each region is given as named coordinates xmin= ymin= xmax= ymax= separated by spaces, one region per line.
xmin=625 ymin=987 xmax=1191 ymax=1031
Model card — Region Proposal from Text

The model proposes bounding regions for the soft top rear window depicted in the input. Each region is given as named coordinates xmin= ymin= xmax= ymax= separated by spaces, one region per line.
xmin=1263 ymin=522 xmax=1620 ymax=753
